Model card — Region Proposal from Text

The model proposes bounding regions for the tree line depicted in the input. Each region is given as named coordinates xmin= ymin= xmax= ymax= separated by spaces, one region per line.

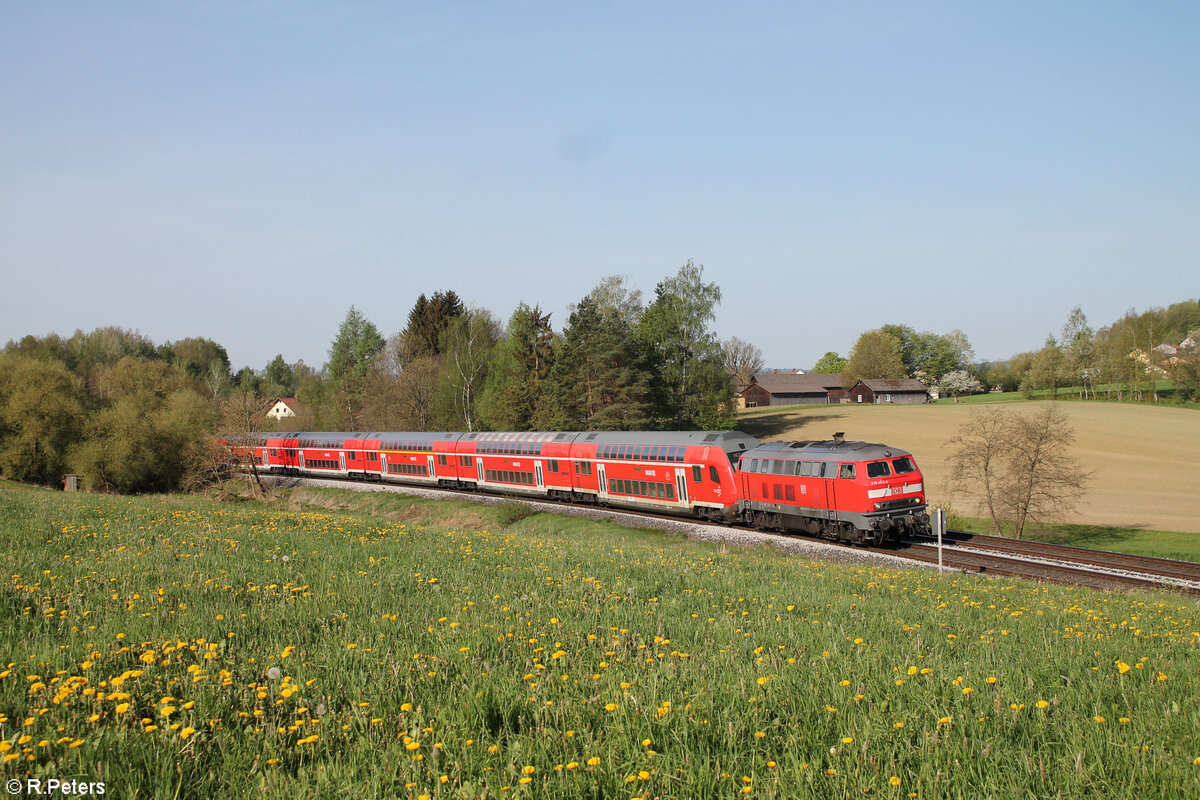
xmin=0 ymin=262 xmax=744 ymax=493
xmin=810 ymin=299 xmax=1200 ymax=403
xmin=2 ymin=276 xmax=1195 ymax=495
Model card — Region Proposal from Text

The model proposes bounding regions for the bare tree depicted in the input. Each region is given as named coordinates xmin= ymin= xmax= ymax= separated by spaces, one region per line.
xmin=947 ymin=404 xmax=1089 ymax=539
xmin=722 ymin=336 xmax=765 ymax=389
xmin=201 ymin=387 xmax=270 ymax=498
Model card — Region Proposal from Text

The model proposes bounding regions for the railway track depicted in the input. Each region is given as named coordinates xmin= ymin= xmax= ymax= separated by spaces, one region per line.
xmin=893 ymin=538 xmax=1200 ymax=596
xmin=265 ymin=473 xmax=1200 ymax=597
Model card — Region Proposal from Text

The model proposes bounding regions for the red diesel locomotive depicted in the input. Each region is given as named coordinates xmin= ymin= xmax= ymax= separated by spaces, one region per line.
xmin=233 ymin=429 xmax=928 ymax=545
xmin=738 ymin=433 xmax=929 ymax=545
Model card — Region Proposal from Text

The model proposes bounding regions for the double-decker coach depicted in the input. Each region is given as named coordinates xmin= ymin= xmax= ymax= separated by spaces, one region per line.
xmin=568 ymin=430 xmax=758 ymax=521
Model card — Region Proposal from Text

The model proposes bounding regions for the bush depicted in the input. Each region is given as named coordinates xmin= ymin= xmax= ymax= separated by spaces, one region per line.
xmin=496 ymin=499 xmax=536 ymax=526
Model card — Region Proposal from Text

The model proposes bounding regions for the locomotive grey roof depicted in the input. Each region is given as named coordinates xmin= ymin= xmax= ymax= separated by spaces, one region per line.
xmin=744 ymin=438 xmax=911 ymax=461
xmin=575 ymin=431 xmax=760 ymax=453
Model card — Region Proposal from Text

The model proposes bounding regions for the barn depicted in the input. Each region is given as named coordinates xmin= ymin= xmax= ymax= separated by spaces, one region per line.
xmin=845 ymin=379 xmax=929 ymax=404
xmin=741 ymin=373 xmax=846 ymax=407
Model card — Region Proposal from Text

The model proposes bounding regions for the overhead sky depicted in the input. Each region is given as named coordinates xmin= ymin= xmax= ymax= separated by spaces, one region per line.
xmin=3 ymin=1 xmax=1196 ymax=373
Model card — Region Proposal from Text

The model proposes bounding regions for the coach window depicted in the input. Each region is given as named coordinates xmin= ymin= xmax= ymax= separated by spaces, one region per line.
xmin=692 ymin=465 xmax=702 ymax=483
xmin=839 ymin=463 xmax=856 ymax=480
xmin=749 ymin=458 xmax=758 ymax=472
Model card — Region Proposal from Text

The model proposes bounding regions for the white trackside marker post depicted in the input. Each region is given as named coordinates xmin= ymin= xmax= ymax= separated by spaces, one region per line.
xmin=933 ymin=508 xmax=946 ymax=573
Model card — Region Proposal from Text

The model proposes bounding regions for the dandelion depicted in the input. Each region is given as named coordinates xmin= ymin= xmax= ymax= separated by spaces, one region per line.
xmin=1035 ymin=700 xmax=1050 ymax=709
xmin=842 ymin=737 xmax=853 ymax=744
xmin=889 ymin=776 xmax=902 ymax=787
xmin=266 ymin=667 xmax=282 ymax=680
xmin=1116 ymin=661 xmax=1131 ymax=675
xmin=587 ymin=757 xmax=601 ymax=766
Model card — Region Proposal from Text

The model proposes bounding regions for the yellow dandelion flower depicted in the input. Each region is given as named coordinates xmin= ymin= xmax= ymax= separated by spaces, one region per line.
xmin=889 ymin=776 xmax=902 ymax=787
xmin=1035 ymin=700 xmax=1049 ymax=709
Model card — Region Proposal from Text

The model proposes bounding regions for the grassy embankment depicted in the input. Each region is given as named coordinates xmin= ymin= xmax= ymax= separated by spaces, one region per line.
xmin=738 ymin=400 xmax=1200 ymax=561
xmin=1 ymin=481 xmax=1197 ymax=799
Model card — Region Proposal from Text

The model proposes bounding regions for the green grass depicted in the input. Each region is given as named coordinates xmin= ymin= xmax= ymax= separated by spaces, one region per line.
xmin=1 ymin=483 xmax=1198 ymax=799
xmin=931 ymin=381 xmax=1198 ymax=409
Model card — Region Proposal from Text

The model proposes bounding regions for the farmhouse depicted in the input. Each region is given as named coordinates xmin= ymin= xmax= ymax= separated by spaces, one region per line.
xmin=264 ymin=397 xmax=300 ymax=420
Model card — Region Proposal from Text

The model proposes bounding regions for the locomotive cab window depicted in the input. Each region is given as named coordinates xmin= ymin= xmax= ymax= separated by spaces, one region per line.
xmin=839 ymin=464 xmax=856 ymax=480
xmin=691 ymin=466 xmax=702 ymax=482
xmin=709 ymin=466 xmax=719 ymax=483
xmin=866 ymin=461 xmax=891 ymax=478
xmin=892 ymin=457 xmax=916 ymax=474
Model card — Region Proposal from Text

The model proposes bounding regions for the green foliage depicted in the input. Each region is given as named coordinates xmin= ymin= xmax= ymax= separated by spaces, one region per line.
xmin=326 ymin=307 xmax=386 ymax=430
xmin=327 ymin=306 xmax=385 ymax=383
xmin=0 ymin=355 xmax=85 ymax=484
xmin=71 ymin=357 xmax=218 ymax=493
xmin=478 ymin=303 xmax=557 ymax=431
xmin=432 ymin=310 xmax=500 ymax=431
xmin=401 ymin=290 xmax=465 ymax=358
xmin=549 ymin=295 xmax=651 ymax=430
xmin=844 ymin=329 xmax=907 ymax=386
xmin=811 ymin=351 xmax=847 ymax=373
xmin=495 ymin=499 xmax=537 ymax=526
xmin=637 ymin=260 xmax=735 ymax=430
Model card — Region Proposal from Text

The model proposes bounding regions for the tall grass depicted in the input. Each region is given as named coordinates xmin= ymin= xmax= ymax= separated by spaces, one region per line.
xmin=1 ymin=483 xmax=1197 ymax=799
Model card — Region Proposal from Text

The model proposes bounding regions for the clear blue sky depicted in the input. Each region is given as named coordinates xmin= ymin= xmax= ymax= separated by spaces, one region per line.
xmin=3 ymin=1 xmax=1197 ymax=372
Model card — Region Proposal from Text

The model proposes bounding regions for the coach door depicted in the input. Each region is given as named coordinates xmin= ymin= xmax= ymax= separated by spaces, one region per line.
xmin=427 ymin=455 xmax=436 ymax=480
xmin=339 ymin=452 xmax=346 ymax=472
xmin=262 ymin=449 xmax=269 ymax=468
xmin=597 ymin=464 xmax=608 ymax=500
xmin=676 ymin=470 xmax=689 ymax=506
xmin=535 ymin=460 xmax=544 ymax=489
xmin=476 ymin=459 xmax=485 ymax=484
xmin=299 ymin=452 xmax=306 ymax=470
xmin=380 ymin=453 xmax=388 ymax=477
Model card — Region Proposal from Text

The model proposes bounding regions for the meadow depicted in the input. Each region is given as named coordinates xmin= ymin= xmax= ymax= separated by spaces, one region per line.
xmin=1 ymin=481 xmax=1198 ymax=799
xmin=737 ymin=400 xmax=1200 ymax=541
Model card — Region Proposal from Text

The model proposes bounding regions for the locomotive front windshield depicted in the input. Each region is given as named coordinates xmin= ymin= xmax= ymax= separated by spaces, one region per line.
xmin=866 ymin=461 xmax=891 ymax=478
xmin=892 ymin=457 xmax=916 ymax=474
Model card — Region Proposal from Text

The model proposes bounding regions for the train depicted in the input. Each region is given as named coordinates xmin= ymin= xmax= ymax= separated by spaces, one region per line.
xmin=225 ymin=429 xmax=930 ymax=546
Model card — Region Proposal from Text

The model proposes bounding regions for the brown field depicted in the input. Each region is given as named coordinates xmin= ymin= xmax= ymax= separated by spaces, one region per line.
xmin=738 ymin=400 xmax=1200 ymax=534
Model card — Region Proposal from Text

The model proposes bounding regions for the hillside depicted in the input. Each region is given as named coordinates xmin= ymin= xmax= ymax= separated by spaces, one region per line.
xmin=738 ymin=401 xmax=1200 ymax=535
